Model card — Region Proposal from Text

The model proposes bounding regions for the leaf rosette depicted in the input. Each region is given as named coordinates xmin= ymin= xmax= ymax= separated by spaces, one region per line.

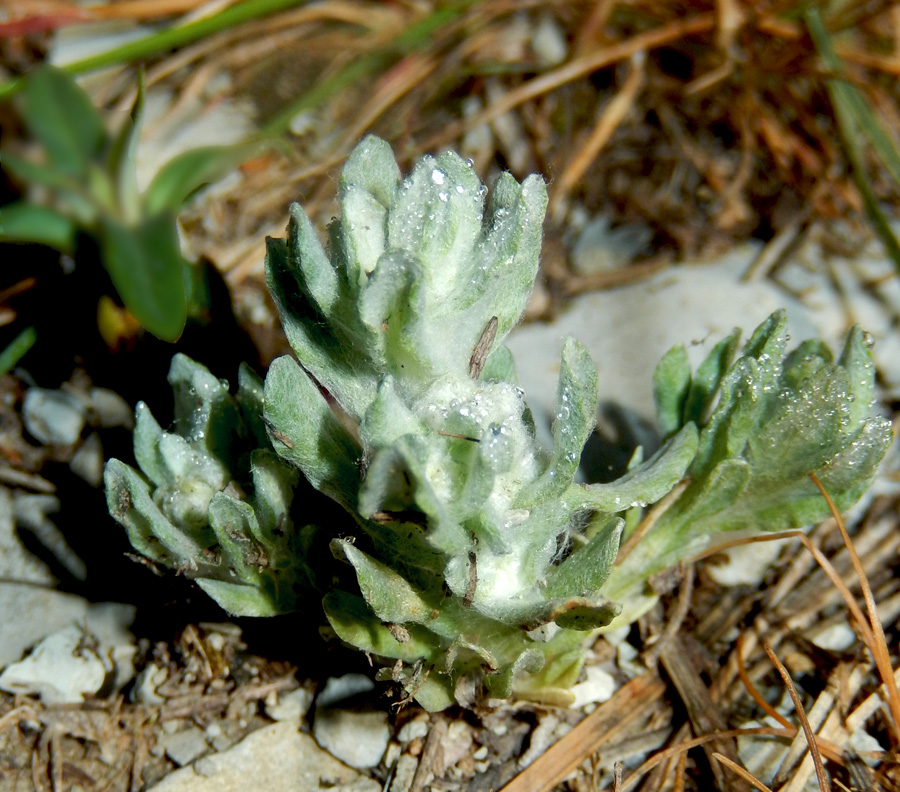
xmin=106 ymin=137 xmax=891 ymax=710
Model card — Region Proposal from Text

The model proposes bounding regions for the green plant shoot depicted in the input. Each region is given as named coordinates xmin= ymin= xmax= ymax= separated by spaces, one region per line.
xmin=105 ymin=137 xmax=891 ymax=709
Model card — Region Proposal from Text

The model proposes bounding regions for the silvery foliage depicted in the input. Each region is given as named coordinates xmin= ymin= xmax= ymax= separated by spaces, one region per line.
xmin=105 ymin=137 xmax=891 ymax=710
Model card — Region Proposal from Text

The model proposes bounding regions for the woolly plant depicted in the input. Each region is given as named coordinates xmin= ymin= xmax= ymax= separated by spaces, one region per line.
xmin=106 ymin=136 xmax=891 ymax=710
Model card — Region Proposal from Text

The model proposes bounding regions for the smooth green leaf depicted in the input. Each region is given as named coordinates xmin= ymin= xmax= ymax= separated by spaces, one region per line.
xmin=106 ymin=69 xmax=146 ymax=225
xmin=0 ymin=202 xmax=76 ymax=252
xmin=1 ymin=150 xmax=89 ymax=199
xmin=0 ymin=326 xmax=36 ymax=376
xmin=97 ymin=213 xmax=187 ymax=341
xmin=22 ymin=64 xmax=106 ymax=175
xmin=143 ymin=141 xmax=263 ymax=216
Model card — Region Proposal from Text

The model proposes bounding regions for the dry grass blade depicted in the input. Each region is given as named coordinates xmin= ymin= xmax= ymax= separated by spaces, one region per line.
xmin=500 ymin=674 xmax=666 ymax=792
xmin=763 ymin=642 xmax=832 ymax=792
xmin=686 ymin=531 xmax=878 ymax=652
xmin=410 ymin=716 xmax=447 ymax=792
xmin=711 ymin=752 xmax=774 ymax=792
xmin=551 ymin=51 xmax=646 ymax=213
xmin=617 ymin=726 xmax=836 ymax=792
xmin=673 ymin=744 xmax=688 ymax=792
xmin=643 ymin=565 xmax=694 ymax=668
xmin=735 ymin=632 xmax=792 ymax=731
xmin=426 ymin=13 xmax=716 ymax=149
xmin=659 ymin=635 xmax=748 ymax=792
xmin=810 ymin=473 xmax=900 ymax=743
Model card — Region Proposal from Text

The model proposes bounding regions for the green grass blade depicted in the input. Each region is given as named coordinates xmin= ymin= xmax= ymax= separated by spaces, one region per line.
xmin=806 ymin=6 xmax=900 ymax=275
xmin=0 ymin=0 xmax=310 ymax=100
xmin=0 ymin=327 xmax=37 ymax=376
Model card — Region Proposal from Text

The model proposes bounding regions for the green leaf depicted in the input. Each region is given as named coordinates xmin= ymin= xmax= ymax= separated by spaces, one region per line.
xmin=340 ymin=134 xmax=401 ymax=209
xmin=469 ymin=173 xmax=548 ymax=348
xmin=1 ymin=150 xmax=89 ymax=200
xmin=323 ymin=589 xmax=440 ymax=664
xmin=682 ymin=330 xmax=739 ymax=426
xmin=358 ymin=250 xmax=420 ymax=365
xmin=0 ymin=202 xmax=76 ymax=252
xmin=479 ymin=344 xmax=517 ymax=384
xmin=360 ymin=375 xmax=423 ymax=447
xmin=285 ymin=203 xmax=341 ymax=318
xmin=263 ymin=355 xmax=362 ymax=510
xmin=568 ymin=423 xmax=698 ymax=513
xmin=0 ymin=326 xmax=36 ymax=376
xmin=693 ymin=356 xmax=763 ymax=475
xmin=22 ymin=64 xmax=106 ymax=176
xmin=197 ymin=578 xmax=284 ymax=617
xmin=653 ymin=343 xmax=691 ymax=438
xmin=104 ymin=459 xmax=209 ymax=563
xmin=334 ymin=539 xmax=432 ymax=624
xmin=208 ymin=492 xmax=265 ymax=578
xmin=684 ymin=458 xmax=751 ymax=522
xmin=517 ymin=337 xmax=598 ymax=507
xmin=340 ymin=183 xmax=390 ymax=285
xmin=266 ymin=235 xmax=377 ymax=420
xmin=167 ymin=353 xmax=242 ymax=469
xmin=106 ymin=68 xmax=146 ymax=225
xmin=544 ymin=516 xmax=624 ymax=599
xmin=837 ymin=326 xmax=876 ymax=436
xmin=247 ymin=449 xmax=299 ymax=540
xmin=132 ymin=402 xmax=169 ymax=486
xmin=143 ymin=141 xmax=263 ymax=216
xmin=97 ymin=213 xmax=187 ymax=341
xmin=237 ymin=363 xmax=270 ymax=448
xmin=549 ymin=598 xmax=622 ymax=631
xmin=482 ymin=647 xmax=545 ymax=699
